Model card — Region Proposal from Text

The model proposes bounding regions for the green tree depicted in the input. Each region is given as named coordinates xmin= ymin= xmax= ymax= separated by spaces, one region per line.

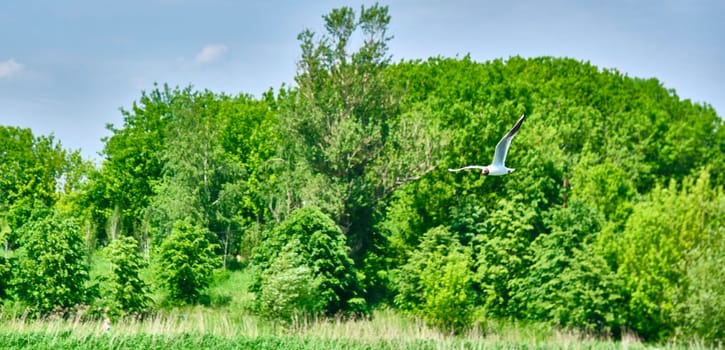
xmin=155 ymin=218 xmax=219 ymax=304
xmin=0 ymin=126 xmax=69 ymax=249
xmin=88 ymin=85 xmax=172 ymax=245
xmin=512 ymin=199 xmax=619 ymax=329
xmin=102 ymin=236 xmax=150 ymax=319
xmin=255 ymin=241 xmax=324 ymax=321
xmin=278 ymin=4 xmax=442 ymax=261
xmin=672 ymin=174 xmax=725 ymax=344
xmin=551 ymin=243 xmax=624 ymax=335
xmin=146 ymin=89 xmax=227 ymax=241
xmin=216 ymin=91 xmax=280 ymax=264
xmin=251 ymin=206 xmax=365 ymax=317
xmin=394 ymin=226 xmax=476 ymax=333
xmin=15 ymin=208 xmax=89 ymax=314
xmin=472 ymin=197 xmax=537 ymax=318
xmin=616 ymin=170 xmax=720 ymax=340
xmin=676 ymin=229 xmax=725 ymax=344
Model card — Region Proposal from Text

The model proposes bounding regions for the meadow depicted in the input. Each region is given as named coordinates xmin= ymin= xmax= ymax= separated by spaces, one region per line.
xmin=0 ymin=308 xmax=654 ymax=350
xmin=0 ymin=268 xmax=713 ymax=350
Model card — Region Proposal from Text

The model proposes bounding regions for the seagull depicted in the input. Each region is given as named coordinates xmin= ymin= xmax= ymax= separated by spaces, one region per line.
xmin=449 ymin=114 xmax=526 ymax=176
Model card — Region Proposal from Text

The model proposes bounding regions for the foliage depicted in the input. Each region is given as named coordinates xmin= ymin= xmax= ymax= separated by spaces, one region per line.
xmin=154 ymin=218 xmax=220 ymax=304
xmin=2 ymin=5 xmax=725 ymax=343
xmin=0 ymin=126 xmax=72 ymax=249
xmin=470 ymin=197 xmax=537 ymax=318
xmin=251 ymin=206 xmax=365 ymax=317
xmin=101 ymin=236 xmax=150 ymax=319
xmin=674 ymin=222 xmax=725 ymax=345
xmin=615 ymin=170 xmax=717 ymax=339
xmin=551 ymin=243 xmax=624 ymax=335
xmin=0 ymin=255 xmax=12 ymax=301
xmin=14 ymin=208 xmax=90 ymax=314
xmin=255 ymin=242 xmax=323 ymax=320
xmin=513 ymin=200 xmax=623 ymax=334
xmin=88 ymin=86 xmax=172 ymax=244
xmin=394 ymin=226 xmax=476 ymax=333
xmin=277 ymin=4 xmax=444 ymax=265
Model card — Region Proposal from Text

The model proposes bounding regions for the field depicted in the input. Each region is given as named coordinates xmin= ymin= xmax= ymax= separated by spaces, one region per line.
xmin=0 ymin=309 xmax=655 ymax=350
xmin=1 ymin=268 xmax=711 ymax=350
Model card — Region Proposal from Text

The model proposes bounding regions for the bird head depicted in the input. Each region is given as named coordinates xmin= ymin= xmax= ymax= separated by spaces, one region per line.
xmin=481 ymin=167 xmax=490 ymax=176
xmin=508 ymin=168 xmax=516 ymax=174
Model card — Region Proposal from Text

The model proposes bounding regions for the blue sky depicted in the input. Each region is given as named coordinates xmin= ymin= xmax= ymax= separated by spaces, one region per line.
xmin=1 ymin=0 xmax=723 ymax=161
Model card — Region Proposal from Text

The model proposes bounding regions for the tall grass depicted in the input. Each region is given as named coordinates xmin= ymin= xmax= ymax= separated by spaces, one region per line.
xmin=1 ymin=266 xmax=716 ymax=349
xmin=1 ymin=308 xmax=719 ymax=350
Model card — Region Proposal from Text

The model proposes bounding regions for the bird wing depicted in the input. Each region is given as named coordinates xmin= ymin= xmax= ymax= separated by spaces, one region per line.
xmin=448 ymin=165 xmax=487 ymax=172
xmin=491 ymin=114 xmax=526 ymax=167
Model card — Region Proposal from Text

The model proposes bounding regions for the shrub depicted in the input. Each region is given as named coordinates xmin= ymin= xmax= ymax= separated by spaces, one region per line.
xmin=155 ymin=218 xmax=220 ymax=304
xmin=251 ymin=206 xmax=365 ymax=318
xmin=0 ymin=255 xmax=13 ymax=300
xmin=395 ymin=226 xmax=476 ymax=333
xmin=102 ymin=236 xmax=151 ymax=319
xmin=256 ymin=241 xmax=324 ymax=320
xmin=15 ymin=209 xmax=89 ymax=314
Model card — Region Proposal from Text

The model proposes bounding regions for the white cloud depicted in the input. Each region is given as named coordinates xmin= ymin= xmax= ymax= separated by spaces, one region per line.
xmin=0 ymin=58 xmax=24 ymax=78
xmin=195 ymin=44 xmax=228 ymax=64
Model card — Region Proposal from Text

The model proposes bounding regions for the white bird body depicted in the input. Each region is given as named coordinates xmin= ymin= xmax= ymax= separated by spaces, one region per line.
xmin=448 ymin=114 xmax=526 ymax=176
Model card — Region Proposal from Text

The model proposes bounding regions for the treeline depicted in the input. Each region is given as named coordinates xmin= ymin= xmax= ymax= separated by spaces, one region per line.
xmin=1 ymin=4 xmax=724 ymax=344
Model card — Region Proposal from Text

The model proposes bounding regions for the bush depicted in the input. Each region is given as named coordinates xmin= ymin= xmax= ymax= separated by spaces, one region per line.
xmin=15 ymin=209 xmax=90 ymax=314
xmin=674 ymin=202 xmax=725 ymax=345
xmin=395 ymin=226 xmax=476 ymax=333
xmin=155 ymin=218 xmax=220 ymax=304
xmin=256 ymin=241 xmax=324 ymax=320
xmin=251 ymin=206 xmax=365 ymax=318
xmin=102 ymin=236 xmax=151 ymax=319
xmin=0 ymin=255 xmax=13 ymax=301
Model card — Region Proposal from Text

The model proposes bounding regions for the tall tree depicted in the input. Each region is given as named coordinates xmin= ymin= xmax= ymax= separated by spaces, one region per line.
xmin=279 ymin=4 xmax=442 ymax=260
xmin=90 ymin=85 xmax=172 ymax=245
xmin=147 ymin=89 xmax=228 ymax=240
xmin=0 ymin=126 xmax=70 ymax=249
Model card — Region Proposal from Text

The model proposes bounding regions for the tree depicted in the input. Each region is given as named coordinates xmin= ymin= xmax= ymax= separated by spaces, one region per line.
xmin=675 ymin=226 xmax=725 ymax=345
xmin=102 ymin=236 xmax=150 ymax=319
xmin=512 ymin=200 xmax=612 ymax=324
xmin=255 ymin=241 xmax=324 ymax=321
xmin=155 ymin=218 xmax=219 ymax=304
xmin=146 ymin=89 xmax=227 ymax=241
xmin=672 ymin=172 xmax=725 ymax=344
xmin=0 ymin=126 xmax=69 ymax=249
xmin=616 ymin=169 xmax=721 ymax=340
xmin=88 ymin=85 xmax=172 ymax=245
xmin=394 ymin=226 xmax=476 ymax=333
xmin=251 ymin=206 xmax=365 ymax=317
xmin=15 ymin=208 xmax=89 ymax=314
xmin=278 ymin=4 xmax=443 ymax=261
xmin=472 ymin=197 xmax=537 ymax=318
xmin=216 ymin=91 xmax=280 ymax=264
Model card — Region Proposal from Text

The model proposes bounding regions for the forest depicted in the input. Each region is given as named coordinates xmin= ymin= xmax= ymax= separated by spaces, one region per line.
xmin=1 ymin=4 xmax=724 ymax=347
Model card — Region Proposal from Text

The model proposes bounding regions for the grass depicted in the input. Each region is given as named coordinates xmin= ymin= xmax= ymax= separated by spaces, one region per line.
xmin=0 ymin=309 xmax=648 ymax=350
xmin=1 ymin=262 xmax=717 ymax=349
xmin=4 ymin=306 xmax=708 ymax=350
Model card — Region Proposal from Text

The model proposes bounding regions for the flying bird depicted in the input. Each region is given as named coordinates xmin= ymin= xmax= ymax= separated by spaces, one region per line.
xmin=449 ymin=114 xmax=526 ymax=176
